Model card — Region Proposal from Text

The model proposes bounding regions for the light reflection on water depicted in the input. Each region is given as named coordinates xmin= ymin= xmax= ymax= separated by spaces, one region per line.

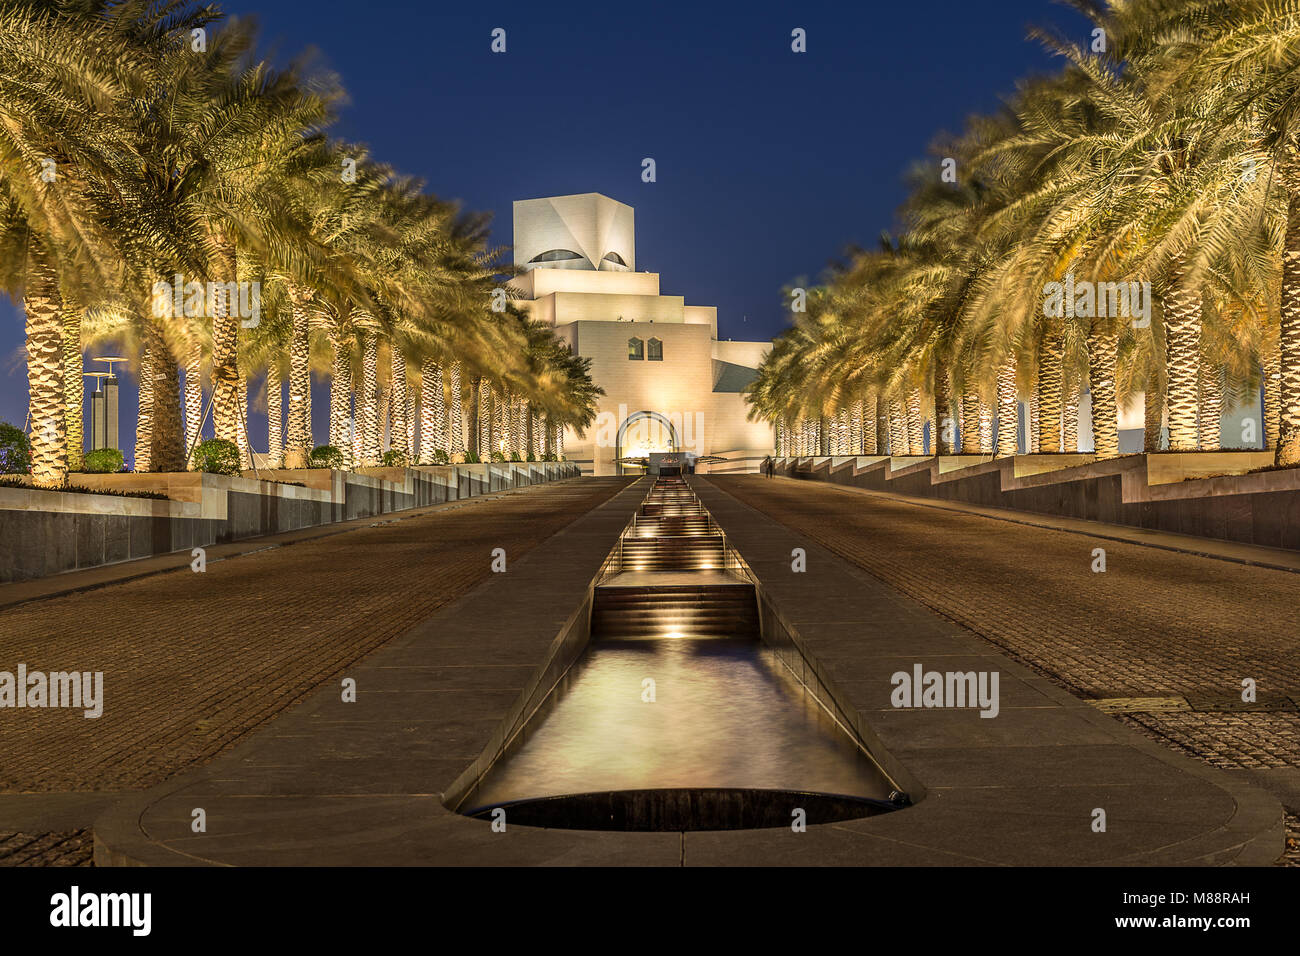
xmin=467 ymin=636 xmax=893 ymax=809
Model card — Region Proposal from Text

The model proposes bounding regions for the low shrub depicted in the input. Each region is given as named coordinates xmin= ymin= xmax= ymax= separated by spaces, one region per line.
xmin=307 ymin=445 xmax=345 ymax=470
xmin=431 ymin=448 xmax=449 ymax=465
xmin=82 ymin=447 xmax=124 ymax=473
xmin=509 ymin=451 xmax=522 ymax=462
xmin=381 ymin=449 xmax=408 ymax=467
xmin=464 ymin=450 xmax=481 ymax=463
xmin=525 ymin=451 xmax=535 ymax=462
xmin=490 ymin=450 xmax=506 ymax=463
xmin=0 ymin=422 xmax=31 ymax=475
xmin=191 ymin=438 xmax=242 ymax=476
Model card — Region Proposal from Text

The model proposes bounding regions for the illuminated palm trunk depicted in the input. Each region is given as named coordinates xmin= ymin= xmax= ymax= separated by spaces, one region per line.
xmin=1264 ymin=345 xmax=1281 ymax=450
xmin=1062 ymin=387 xmax=1078 ymax=453
xmin=906 ymin=388 xmax=923 ymax=455
xmin=236 ymin=375 xmax=251 ymax=468
xmin=184 ymin=347 xmax=202 ymax=467
xmin=849 ymin=400 xmax=863 ymax=453
xmin=889 ymin=398 xmax=906 ymax=456
xmin=210 ymin=243 xmax=242 ymax=451
xmin=135 ymin=324 xmax=184 ymax=473
xmin=361 ymin=332 xmax=380 ymax=465
xmin=284 ymin=292 xmax=312 ymax=468
xmin=1198 ymin=354 xmax=1222 ymax=450
xmin=476 ymin=378 xmax=491 ymax=457
xmin=978 ymin=399 xmax=993 ymax=453
xmin=1038 ymin=328 xmax=1063 ymax=453
xmin=449 ymin=362 xmax=464 ymax=455
xmin=961 ymin=394 xmax=980 ymax=454
xmin=1275 ymin=176 xmax=1300 ymax=464
xmin=419 ymin=360 xmax=443 ymax=463
xmin=62 ymin=310 xmax=83 ymax=472
xmin=996 ymin=359 xmax=1018 ymax=456
xmin=1163 ymin=264 xmax=1202 ymax=451
xmin=1088 ymin=325 xmax=1120 ymax=459
xmin=491 ymin=388 xmax=505 ymax=457
xmin=933 ymin=360 xmax=954 ymax=455
xmin=555 ymin=421 xmax=564 ymax=459
xmin=135 ymin=346 xmax=153 ymax=473
xmin=267 ymin=362 xmax=283 ymax=467
xmin=23 ymin=241 xmax=66 ymax=486
xmin=862 ymin=393 xmax=879 ymax=455
xmin=509 ymin=394 xmax=523 ymax=457
xmin=389 ymin=344 xmax=409 ymax=457
xmin=1144 ymin=366 xmax=1165 ymax=453
xmin=1029 ymin=393 xmax=1040 ymax=453
xmin=330 ymin=334 xmax=353 ymax=468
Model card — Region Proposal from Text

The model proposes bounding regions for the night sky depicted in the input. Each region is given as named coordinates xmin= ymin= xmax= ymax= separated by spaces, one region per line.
xmin=0 ymin=0 xmax=1091 ymax=456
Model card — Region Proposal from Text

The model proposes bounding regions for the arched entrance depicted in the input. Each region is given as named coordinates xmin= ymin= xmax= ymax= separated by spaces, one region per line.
xmin=615 ymin=410 xmax=680 ymax=475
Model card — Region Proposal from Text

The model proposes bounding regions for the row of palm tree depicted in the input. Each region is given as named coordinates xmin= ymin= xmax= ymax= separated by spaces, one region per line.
xmin=748 ymin=0 xmax=1300 ymax=467
xmin=2 ymin=0 xmax=599 ymax=487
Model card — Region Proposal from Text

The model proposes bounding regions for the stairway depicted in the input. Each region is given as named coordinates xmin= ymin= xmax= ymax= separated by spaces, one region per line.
xmin=593 ymin=477 xmax=759 ymax=639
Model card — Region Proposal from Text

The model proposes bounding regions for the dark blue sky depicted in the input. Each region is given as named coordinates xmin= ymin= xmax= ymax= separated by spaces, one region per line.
xmin=1 ymin=0 xmax=1091 ymax=450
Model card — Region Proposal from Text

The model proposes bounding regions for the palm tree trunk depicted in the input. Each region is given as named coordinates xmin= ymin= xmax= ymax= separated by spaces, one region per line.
xmin=978 ymin=399 xmax=993 ymax=453
xmin=24 ymin=240 xmax=66 ymax=487
xmin=1038 ymin=328 xmax=1063 ymax=452
xmin=419 ymin=360 xmax=443 ymax=463
xmin=1276 ymin=167 xmax=1300 ymax=463
xmin=135 ymin=345 xmax=153 ymax=473
xmin=1264 ymin=345 xmax=1281 ymax=450
xmin=491 ymin=388 xmax=505 ymax=457
xmin=1029 ymin=393 xmax=1041 ymax=452
xmin=933 ymin=359 xmax=954 ymax=454
xmin=477 ymin=379 xmax=491 ymax=457
xmin=555 ymin=420 xmax=564 ymax=459
xmin=1144 ymin=362 xmax=1165 ymax=452
xmin=468 ymin=377 xmax=481 ymax=456
xmin=510 ymin=394 xmax=523 ymax=457
xmin=961 ymin=394 xmax=980 ymax=454
xmin=863 ymin=393 xmax=879 ymax=454
xmin=1163 ymin=265 xmax=1202 ymax=451
xmin=889 ymin=397 xmax=905 ymax=455
xmin=62 ymin=309 xmax=82 ymax=471
xmin=906 ymin=388 xmax=923 ymax=455
xmin=285 ymin=294 xmax=311 ymax=468
xmin=996 ymin=359 xmax=1018 ymax=456
xmin=849 ymin=400 xmax=863 ymax=453
xmin=236 ymin=375 xmax=251 ymax=468
xmin=330 ymin=333 xmax=353 ymax=468
xmin=1198 ymin=354 xmax=1222 ymax=451
xmin=267 ymin=363 xmax=283 ymax=467
xmin=1088 ymin=325 xmax=1120 ymax=459
xmin=450 ymin=362 xmax=465 ymax=456
xmin=1062 ymin=388 xmax=1078 ymax=453
xmin=390 ymin=344 xmax=409 ymax=457
xmin=145 ymin=325 xmax=184 ymax=472
xmin=361 ymin=332 xmax=380 ymax=465
xmin=210 ymin=242 xmax=242 ymax=450
xmin=184 ymin=346 xmax=202 ymax=467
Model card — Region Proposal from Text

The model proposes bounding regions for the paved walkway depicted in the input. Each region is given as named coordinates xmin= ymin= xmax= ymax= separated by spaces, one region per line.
xmin=689 ymin=476 xmax=1283 ymax=865
xmin=89 ymin=474 xmax=1281 ymax=866
xmin=709 ymin=475 xmax=1300 ymax=858
xmin=0 ymin=478 xmax=631 ymax=865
